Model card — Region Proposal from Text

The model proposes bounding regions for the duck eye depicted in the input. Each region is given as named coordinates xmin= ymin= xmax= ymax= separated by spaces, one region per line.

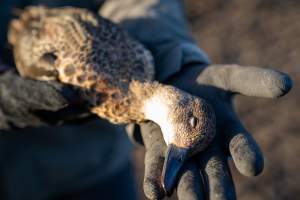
xmin=189 ymin=117 xmax=197 ymax=128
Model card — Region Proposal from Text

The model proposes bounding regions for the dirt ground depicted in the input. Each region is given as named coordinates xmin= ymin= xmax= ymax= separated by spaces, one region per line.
xmin=133 ymin=0 xmax=300 ymax=199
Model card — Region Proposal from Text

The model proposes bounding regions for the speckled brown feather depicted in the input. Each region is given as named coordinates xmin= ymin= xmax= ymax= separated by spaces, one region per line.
xmin=8 ymin=6 xmax=216 ymax=151
xmin=8 ymin=6 xmax=155 ymax=124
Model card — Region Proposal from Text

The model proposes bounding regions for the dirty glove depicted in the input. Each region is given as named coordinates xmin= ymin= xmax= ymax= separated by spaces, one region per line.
xmin=138 ymin=64 xmax=292 ymax=199
xmin=0 ymin=68 xmax=91 ymax=130
xmin=100 ymin=0 xmax=293 ymax=199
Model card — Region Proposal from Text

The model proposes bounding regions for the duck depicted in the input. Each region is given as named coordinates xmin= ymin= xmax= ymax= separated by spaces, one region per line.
xmin=8 ymin=6 xmax=216 ymax=194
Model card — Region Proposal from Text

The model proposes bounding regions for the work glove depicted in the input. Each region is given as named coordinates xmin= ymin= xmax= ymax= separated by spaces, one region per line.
xmin=138 ymin=64 xmax=292 ymax=199
xmin=0 ymin=67 xmax=91 ymax=130
xmin=100 ymin=0 xmax=293 ymax=199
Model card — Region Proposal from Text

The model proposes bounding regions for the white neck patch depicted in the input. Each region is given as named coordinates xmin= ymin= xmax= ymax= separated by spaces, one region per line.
xmin=143 ymin=96 xmax=175 ymax=145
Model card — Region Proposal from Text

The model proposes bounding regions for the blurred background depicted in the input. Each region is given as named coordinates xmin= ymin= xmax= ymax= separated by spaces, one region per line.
xmin=133 ymin=0 xmax=300 ymax=199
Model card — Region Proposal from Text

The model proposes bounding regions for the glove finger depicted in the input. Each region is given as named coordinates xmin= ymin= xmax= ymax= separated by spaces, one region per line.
xmin=200 ymin=64 xmax=292 ymax=98
xmin=140 ymin=121 xmax=166 ymax=200
xmin=0 ymin=71 xmax=69 ymax=111
xmin=223 ymin=112 xmax=264 ymax=176
xmin=140 ymin=121 xmax=166 ymax=151
xmin=176 ymin=161 xmax=205 ymax=200
xmin=197 ymin=142 xmax=236 ymax=200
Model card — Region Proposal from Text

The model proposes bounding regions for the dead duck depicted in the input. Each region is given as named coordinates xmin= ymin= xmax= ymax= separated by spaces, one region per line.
xmin=8 ymin=6 xmax=216 ymax=193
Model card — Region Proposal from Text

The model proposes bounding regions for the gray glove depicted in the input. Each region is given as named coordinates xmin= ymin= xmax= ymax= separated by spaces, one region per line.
xmin=138 ymin=64 xmax=292 ymax=199
xmin=0 ymin=68 xmax=91 ymax=130
xmin=100 ymin=1 xmax=292 ymax=199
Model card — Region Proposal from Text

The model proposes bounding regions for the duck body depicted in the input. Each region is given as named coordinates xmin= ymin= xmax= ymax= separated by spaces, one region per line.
xmin=9 ymin=6 xmax=216 ymax=194
xmin=9 ymin=6 xmax=155 ymax=124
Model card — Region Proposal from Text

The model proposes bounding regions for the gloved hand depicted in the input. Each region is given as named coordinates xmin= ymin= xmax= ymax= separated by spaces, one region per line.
xmin=138 ymin=64 xmax=292 ymax=199
xmin=0 ymin=68 xmax=91 ymax=130
xmin=100 ymin=1 xmax=292 ymax=199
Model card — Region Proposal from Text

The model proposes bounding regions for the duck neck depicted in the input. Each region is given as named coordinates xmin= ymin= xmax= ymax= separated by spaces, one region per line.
xmin=130 ymin=81 xmax=182 ymax=145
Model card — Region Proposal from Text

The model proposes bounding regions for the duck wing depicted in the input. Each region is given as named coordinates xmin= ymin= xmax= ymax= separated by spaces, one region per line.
xmin=8 ymin=6 xmax=155 ymax=89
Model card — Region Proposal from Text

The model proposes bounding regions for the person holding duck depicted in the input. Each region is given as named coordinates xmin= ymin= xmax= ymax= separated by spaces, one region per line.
xmin=0 ymin=0 xmax=292 ymax=200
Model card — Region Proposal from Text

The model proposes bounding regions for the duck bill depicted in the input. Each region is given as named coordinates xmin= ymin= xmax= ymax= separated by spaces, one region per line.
xmin=161 ymin=144 xmax=190 ymax=196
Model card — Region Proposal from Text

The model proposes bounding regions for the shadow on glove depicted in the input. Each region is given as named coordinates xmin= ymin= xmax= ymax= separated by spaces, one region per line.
xmin=0 ymin=70 xmax=93 ymax=130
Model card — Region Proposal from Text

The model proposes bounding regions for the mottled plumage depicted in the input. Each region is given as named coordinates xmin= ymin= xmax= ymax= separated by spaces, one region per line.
xmin=8 ymin=7 xmax=217 ymax=192
xmin=8 ymin=6 xmax=215 ymax=155
xmin=9 ymin=6 xmax=155 ymax=124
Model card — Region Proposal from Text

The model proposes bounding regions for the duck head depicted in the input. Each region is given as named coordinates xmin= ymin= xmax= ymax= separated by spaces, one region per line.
xmin=143 ymin=85 xmax=216 ymax=195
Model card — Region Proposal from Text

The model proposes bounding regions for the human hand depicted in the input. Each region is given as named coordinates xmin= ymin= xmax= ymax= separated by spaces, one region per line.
xmin=100 ymin=1 xmax=292 ymax=199
xmin=137 ymin=64 xmax=292 ymax=199
xmin=0 ymin=69 xmax=92 ymax=130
